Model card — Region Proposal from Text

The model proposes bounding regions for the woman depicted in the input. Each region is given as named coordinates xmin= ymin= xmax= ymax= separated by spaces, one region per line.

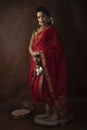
xmin=29 ymin=6 xmax=73 ymax=126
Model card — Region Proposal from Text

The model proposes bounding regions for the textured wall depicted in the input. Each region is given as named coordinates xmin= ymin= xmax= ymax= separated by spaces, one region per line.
xmin=0 ymin=0 xmax=87 ymax=108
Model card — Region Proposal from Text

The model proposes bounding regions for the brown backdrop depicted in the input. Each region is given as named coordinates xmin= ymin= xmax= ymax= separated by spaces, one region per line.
xmin=0 ymin=0 xmax=87 ymax=108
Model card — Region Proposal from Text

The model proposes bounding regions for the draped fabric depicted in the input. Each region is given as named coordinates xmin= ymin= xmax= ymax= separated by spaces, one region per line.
xmin=29 ymin=27 xmax=67 ymax=110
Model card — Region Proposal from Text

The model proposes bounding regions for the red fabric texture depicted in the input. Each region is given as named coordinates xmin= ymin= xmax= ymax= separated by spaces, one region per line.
xmin=29 ymin=27 xmax=67 ymax=107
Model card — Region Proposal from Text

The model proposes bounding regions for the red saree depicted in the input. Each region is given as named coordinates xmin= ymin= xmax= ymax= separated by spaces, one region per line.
xmin=29 ymin=27 xmax=67 ymax=113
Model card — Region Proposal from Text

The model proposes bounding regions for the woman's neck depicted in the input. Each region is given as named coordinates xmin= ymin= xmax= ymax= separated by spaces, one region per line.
xmin=39 ymin=25 xmax=50 ymax=31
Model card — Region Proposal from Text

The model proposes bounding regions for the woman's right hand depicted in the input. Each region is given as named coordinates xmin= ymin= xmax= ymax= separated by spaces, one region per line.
xmin=32 ymin=51 xmax=40 ymax=57
xmin=32 ymin=51 xmax=40 ymax=64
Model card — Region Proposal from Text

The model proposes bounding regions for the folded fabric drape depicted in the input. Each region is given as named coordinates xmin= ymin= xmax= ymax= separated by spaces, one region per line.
xmin=29 ymin=27 xmax=67 ymax=113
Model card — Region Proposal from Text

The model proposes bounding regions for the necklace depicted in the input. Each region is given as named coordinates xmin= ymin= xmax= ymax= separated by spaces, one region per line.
xmin=35 ymin=26 xmax=50 ymax=37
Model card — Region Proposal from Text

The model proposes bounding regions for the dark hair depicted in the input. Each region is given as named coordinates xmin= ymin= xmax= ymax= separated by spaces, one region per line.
xmin=35 ymin=6 xmax=53 ymax=25
xmin=35 ymin=6 xmax=50 ymax=17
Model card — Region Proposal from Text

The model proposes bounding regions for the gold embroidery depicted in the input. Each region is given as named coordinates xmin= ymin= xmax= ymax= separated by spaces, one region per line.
xmin=39 ymin=50 xmax=67 ymax=116
xmin=39 ymin=50 xmax=56 ymax=100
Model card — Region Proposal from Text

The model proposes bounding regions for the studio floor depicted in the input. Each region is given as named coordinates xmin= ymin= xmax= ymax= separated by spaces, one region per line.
xmin=0 ymin=98 xmax=87 ymax=130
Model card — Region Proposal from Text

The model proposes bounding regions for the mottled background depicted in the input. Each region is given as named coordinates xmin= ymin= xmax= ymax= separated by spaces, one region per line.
xmin=0 ymin=0 xmax=87 ymax=108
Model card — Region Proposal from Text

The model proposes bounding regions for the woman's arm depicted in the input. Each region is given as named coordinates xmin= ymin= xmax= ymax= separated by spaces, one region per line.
xmin=29 ymin=45 xmax=34 ymax=57
xmin=28 ymin=30 xmax=40 ymax=58
xmin=28 ymin=31 xmax=35 ymax=57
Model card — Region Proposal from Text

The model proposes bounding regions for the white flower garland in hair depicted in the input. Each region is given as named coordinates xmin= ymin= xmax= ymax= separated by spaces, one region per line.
xmin=50 ymin=17 xmax=54 ymax=24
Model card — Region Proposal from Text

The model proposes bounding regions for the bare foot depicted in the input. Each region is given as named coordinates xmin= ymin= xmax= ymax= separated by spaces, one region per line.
xmin=37 ymin=104 xmax=51 ymax=119
xmin=36 ymin=113 xmax=50 ymax=119
xmin=48 ymin=107 xmax=59 ymax=121
xmin=49 ymin=114 xmax=59 ymax=121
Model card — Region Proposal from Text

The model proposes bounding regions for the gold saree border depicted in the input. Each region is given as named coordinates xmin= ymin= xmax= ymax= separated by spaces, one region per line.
xmin=38 ymin=73 xmax=44 ymax=99
xmin=39 ymin=50 xmax=57 ymax=100
xmin=39 ymin=50 xmax=67 ymax=116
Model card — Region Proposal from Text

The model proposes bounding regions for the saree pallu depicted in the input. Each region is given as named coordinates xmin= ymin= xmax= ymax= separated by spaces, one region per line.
xmin=29 ymin=27 xmax=67 ymax=113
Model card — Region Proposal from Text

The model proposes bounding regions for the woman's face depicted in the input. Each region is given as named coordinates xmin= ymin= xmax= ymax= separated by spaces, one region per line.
xmin=37 ymin=11 xmax=48 ymax=26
